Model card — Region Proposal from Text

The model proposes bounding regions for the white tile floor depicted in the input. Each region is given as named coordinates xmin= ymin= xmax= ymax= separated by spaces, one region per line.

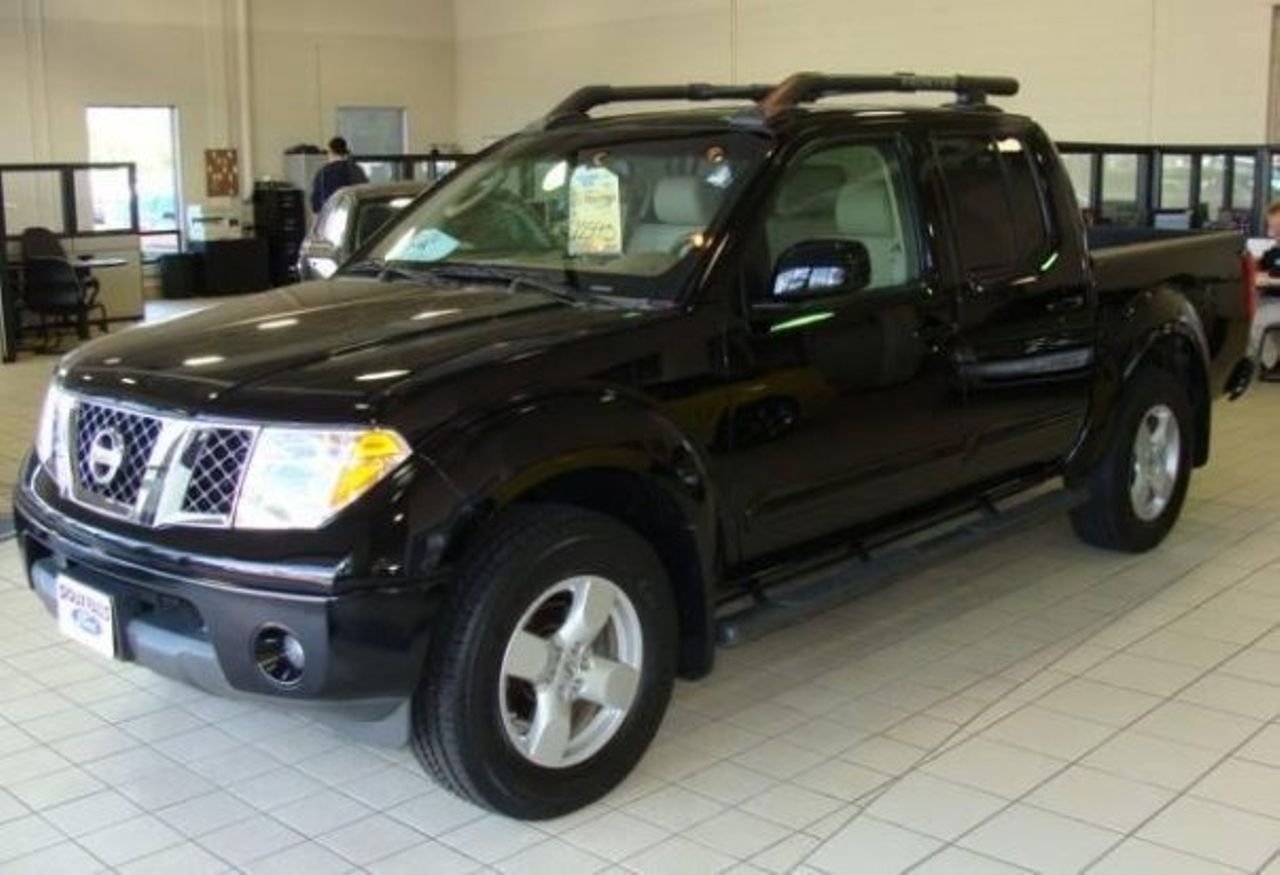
xmin=2 ymin=330 xmax=1280 ymax=871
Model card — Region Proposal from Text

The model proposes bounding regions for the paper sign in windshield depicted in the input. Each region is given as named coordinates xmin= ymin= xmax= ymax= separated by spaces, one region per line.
xmin=389 ymin=227 xmax=460 ymax=262
xmin=568 ymin=166 xmax=623 ymax=256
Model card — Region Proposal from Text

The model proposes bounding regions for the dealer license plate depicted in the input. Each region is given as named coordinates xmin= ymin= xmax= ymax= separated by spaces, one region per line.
xmin=55 ymin=575 xmax=117 ymax=659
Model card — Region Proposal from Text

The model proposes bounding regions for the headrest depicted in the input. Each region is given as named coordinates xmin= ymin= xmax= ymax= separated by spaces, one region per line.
xmin=653 ymin=177 xmax=716 ymax=226
xmin=836 ymin=180 xmax=895 ymax=237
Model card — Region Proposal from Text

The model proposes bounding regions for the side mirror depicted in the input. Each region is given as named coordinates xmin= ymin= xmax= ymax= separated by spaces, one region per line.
xmin=771 ymin=239 xmax=871 ymax=299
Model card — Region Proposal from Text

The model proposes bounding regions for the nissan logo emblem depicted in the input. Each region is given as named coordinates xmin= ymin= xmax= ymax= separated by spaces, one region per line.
xmin=87 ymin=428 xmax=126 ymax=486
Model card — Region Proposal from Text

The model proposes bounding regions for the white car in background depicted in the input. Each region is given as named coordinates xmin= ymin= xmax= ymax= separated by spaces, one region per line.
xmin=299 ymin=181 xmax=427 ymax=280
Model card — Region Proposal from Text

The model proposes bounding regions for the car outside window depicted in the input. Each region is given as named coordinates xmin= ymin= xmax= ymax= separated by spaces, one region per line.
xmin=933 ymin=134 xmax=1054 ymax=276
xmin=764 ymin=141 xmax=919 ymax=295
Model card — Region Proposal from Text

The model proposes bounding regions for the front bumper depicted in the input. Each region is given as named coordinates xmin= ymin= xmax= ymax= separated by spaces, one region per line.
xmin=14 ymin=458 xmax=446 ymax=745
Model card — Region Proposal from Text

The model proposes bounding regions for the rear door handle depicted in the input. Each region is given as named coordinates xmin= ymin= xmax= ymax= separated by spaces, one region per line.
xmin=1047 ymin=294 xmax=1085 ymax=314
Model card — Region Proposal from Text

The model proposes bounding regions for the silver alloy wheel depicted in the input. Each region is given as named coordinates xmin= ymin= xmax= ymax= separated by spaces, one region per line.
xmin=1130 ymin=403 xmax=1181 ymax=522
xmin=498 ymin=576 xmax=644 ymax=769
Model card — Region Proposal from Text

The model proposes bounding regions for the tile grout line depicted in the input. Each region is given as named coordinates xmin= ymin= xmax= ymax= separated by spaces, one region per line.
xmin=794 ymin=520 xmax=1278 ymax=872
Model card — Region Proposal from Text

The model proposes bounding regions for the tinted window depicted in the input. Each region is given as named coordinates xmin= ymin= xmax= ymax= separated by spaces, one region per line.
xmin=934 ymin=135 xmax=1052 ymax=274
xmin=934 ymin=136 xmax=1017 ymax=272
xmin=997 ymin=137 xmax=1051 ymax=267
xmin=764 ymin=142 xmax=919 ymax=296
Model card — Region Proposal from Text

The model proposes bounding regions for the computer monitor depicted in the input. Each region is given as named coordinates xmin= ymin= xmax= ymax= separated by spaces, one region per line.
xmin=1153 ymin=211 xmax=1192 ymax=231
xmin=1246 ymin=237 xmax=1275 ymax=259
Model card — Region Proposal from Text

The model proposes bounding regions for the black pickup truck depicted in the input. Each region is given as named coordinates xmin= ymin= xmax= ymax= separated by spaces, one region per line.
xmin=15 ymin=73 xmax=1256 ymax=818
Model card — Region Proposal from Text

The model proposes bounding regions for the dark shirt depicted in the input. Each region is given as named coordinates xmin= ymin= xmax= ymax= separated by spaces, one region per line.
xmin=1262 ymin=244 xmax=1280 ymax=277
xmin=310 ymin=159 xmax=368 ymax=213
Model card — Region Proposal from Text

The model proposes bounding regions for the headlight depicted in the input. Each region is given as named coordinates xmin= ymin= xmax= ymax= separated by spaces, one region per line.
xmin=35 ymin=383 xmax=69 ymax=481
xmin=233 ymin=427 xmax=410 ymax=530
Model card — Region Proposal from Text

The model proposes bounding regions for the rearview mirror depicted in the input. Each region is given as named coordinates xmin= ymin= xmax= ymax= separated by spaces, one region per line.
xmin=771 ymin=239 xmax=871 ymax=299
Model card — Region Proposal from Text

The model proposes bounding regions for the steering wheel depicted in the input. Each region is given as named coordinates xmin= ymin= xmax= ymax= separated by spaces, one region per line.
xmin=443 ymin=171 xmax=505 ymax=219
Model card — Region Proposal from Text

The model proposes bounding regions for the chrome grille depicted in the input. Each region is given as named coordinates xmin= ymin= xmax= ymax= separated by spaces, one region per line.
xmin=181 ymin=428 xmax=254 ymax=517
xmin=72 ymin=401 xmax=163 ymax=508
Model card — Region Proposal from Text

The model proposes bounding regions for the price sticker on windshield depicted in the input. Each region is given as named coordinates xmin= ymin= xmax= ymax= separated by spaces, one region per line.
xmin=389 ymin=227 xmax=460 ymax=262
xmin=568 ymin=166 xmax=623 ymax=256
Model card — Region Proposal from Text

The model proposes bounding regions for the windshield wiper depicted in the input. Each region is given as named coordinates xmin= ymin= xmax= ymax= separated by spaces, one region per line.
xmin=342 ymin=258 xmax=429 ymax=283
xmin=412 ymin=262 xmax=587 ymax=304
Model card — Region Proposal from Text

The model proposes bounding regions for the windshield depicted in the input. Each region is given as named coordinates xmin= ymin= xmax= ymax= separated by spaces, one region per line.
xmin=357 ymin=130 xmax=769 ymax=299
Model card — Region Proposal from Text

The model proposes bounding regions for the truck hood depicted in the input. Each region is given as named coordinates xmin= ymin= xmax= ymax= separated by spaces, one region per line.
xmin=59 ymin=277 xmax=657 ymax=422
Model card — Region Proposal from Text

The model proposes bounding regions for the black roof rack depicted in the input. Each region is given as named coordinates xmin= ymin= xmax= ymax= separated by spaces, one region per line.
xmin=760 ymin=72 xmax=1018 ymax=116
xmin=535 ymin=72 xmax=1020 ymax=129
xmin=543 ymin=83 xmax=775 ymax=127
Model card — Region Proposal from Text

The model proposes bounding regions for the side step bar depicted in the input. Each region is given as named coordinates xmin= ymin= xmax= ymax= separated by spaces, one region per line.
xmin=715 ymin=487 xmax=1085 ymax=647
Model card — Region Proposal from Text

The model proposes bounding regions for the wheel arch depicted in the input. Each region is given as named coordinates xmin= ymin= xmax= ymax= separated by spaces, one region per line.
xmin=1070 ymin=288 xmax=1212 ymax=479
xmin=408 ymin=390 xmax=723 ymax=680
xmin=1124 ymin=325 xmax=1211 ymax=467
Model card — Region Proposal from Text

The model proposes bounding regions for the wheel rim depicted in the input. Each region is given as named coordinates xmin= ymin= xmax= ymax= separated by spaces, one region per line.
xmin=1129 ymin=403 xmax=1181 ymax=522
xmin=498 ymin=576 xmax=643 ymax=769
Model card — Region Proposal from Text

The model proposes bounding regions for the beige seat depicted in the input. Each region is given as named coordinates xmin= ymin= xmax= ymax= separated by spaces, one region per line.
xmin=765 ymin=165 xmax=846 ymax=262
xmin=835 ymin=179 xmax=907 ymax=288
xmin=628 ymin=177 xmax=717 ymax=255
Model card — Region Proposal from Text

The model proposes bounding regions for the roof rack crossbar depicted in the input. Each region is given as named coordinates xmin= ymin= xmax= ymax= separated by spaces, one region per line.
xmin=536 ymin=72 xmax=1020 ymax=129
xmin=546 ymin=83 xmax=775 ymax=123
xmin=760 ymin=72 xmax=1019 ymax=117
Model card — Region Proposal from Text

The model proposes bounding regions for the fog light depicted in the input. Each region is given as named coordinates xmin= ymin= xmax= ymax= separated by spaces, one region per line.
xmin=254 ymin=625 xmax=305 ymax=687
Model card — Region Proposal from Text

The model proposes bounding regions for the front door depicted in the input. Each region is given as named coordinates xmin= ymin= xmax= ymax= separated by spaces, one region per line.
xmin=719 ymin=136 xmax=967 ymax=560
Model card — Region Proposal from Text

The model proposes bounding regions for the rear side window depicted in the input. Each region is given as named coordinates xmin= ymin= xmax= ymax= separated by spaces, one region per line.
xmin=933 ymin=135 xmax=1053 ymax=275
xmin=998 ymin=137 xmax=1052 ymax=266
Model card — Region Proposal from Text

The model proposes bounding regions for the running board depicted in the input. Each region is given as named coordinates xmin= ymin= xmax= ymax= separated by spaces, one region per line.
xmin=715 ymin=487 xmax=1085 ymax=647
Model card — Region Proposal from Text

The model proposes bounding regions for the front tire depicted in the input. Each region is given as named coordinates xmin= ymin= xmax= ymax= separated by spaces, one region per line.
xmin=411 ymin=504 xmax=677 ymax=819
xmin=1070 ymin=366 xmax=1193 ymax=552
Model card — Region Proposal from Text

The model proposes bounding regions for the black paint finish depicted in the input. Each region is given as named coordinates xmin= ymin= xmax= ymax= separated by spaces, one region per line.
xmin=15 ymin=102 xmax=1254 ymax=697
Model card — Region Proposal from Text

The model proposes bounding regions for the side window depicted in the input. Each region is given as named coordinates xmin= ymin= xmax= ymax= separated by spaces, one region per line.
xmin=764 ymin=142 xmax=919 ymax=296
xmin=997 ymin=137 xmax=1053 ymax=267
xmin=933 ymin=135 xmax=1053 ymax=275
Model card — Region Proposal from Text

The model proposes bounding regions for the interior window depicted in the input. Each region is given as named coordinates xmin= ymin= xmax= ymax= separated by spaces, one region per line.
xmin=764 ymin=142 xmax=918 ymax=295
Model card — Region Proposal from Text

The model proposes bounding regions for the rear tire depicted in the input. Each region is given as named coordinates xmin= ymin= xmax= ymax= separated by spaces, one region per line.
xmin=411 ymin=503 xmax=677 ymax=819
xmin=1070 ymin=366 xmax=1193 ymax=552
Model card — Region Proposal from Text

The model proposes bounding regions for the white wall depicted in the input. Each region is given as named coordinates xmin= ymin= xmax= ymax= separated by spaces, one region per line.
xmin=248 ymin=0 xmax=455 ymax=180
xmin=453 ymin=0 xmax=1275 ymax=149
xmin=0 ymin=0 xmax=455 ymax=212
xmin=2 ymin=0 xmax=1273 ymax=196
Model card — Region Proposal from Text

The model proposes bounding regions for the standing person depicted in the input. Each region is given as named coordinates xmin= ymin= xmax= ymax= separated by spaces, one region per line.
xmin=310 ymin=137 xmax=368 ymax=214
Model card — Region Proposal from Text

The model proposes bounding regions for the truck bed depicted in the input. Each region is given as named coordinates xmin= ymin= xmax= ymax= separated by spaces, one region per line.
xmin=1088 ymin=226 xmax=1249 ymax=398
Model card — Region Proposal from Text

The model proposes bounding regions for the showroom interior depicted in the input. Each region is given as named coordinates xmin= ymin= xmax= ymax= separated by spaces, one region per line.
xmin=2 ymin=0 xmax=1280 ymax=872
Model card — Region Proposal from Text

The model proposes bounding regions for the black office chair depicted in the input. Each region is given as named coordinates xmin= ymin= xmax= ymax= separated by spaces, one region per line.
xmin=20 ymin=225 xmax=102 ymax=312
xmin=19 ymin=257 xmax=107 ymax=351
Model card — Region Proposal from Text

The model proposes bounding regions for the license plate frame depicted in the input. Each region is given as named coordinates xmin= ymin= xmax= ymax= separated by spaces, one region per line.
xmin=55 ymin=574 xmax=118 ymax=659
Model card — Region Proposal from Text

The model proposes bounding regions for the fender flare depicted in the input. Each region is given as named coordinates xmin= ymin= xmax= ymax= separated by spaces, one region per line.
xmin=1068 ymin=287 xmax=1212 ymax=477
xmin=401 ymin=386 xmax=723 ymax=676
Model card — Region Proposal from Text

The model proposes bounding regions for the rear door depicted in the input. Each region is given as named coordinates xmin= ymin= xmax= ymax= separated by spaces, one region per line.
xmin=929 ymin=128 xmax=1095 ymax=482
